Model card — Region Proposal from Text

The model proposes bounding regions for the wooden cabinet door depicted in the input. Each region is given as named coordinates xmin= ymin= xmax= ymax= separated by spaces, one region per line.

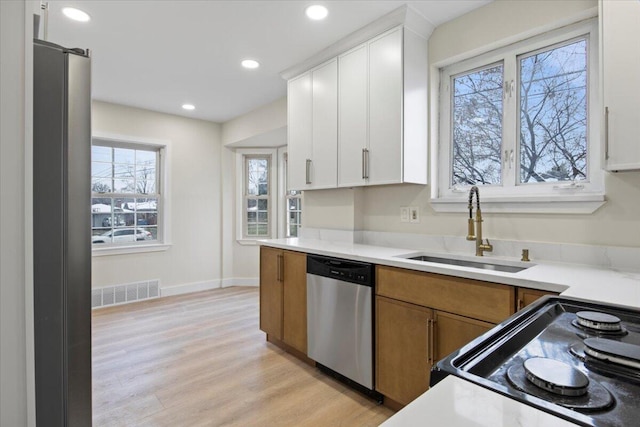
xmin=517 ymin=288 xmax=558 ymax=311
xmin=376 ymin=296 xmax=433 ymax=406
xmin=338 ymin=44 xmax=368 ymax=188
xmin=602 ymin=0 xmax=640 ymax=171
xmin=434 ymin=311 xmax=493 ymax=362
xmin=311 ymin=60 xmax=338 ymax=189
xmin=259 ymin=246 xmax=283 ymax=340
xmin=282 ymin=251 xmax=307 ymax=354
xmin=368 ymin=27 xmax=403 ymax=185
xmin=287 ymin=73 xmax=312 ymax=190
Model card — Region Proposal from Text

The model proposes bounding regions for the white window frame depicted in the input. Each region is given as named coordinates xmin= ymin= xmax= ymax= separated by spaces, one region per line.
xmin=91 ymin=132 xmax=171 ymax=256
xmin=277 ymin=148 xmax=302 ymax=238
xmin=236 ymin=148 xmax=277 ymax=244
xmin=431 ymin=19 xmax=605 ymax=214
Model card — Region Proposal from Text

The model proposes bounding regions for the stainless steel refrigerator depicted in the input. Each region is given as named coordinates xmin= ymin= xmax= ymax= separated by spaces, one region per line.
xmin=33 ymin=39 xmax=92 ymax=426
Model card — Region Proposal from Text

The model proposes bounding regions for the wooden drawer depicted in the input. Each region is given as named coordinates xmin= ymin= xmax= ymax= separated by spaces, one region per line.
xmin=517 ymin=287 xmax=559 ymax=311
xmin=376 ymin=266 xmax=515 ymax=324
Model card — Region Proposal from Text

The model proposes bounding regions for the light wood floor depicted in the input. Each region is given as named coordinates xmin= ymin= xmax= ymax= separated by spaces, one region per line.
xmin=92 ymin=286 xmax=394 ymax=426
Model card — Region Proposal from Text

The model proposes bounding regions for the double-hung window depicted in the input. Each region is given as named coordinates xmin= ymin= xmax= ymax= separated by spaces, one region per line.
xmin=236 ymin=148 xmax=278 ymax=242
xmin=282 ymin=152 xmax=302 ymax=237
xmin=243 ymin=155 xmax=271 ymax=238
xmin=435 ymin=20 xmax=603 ymax=212
xmin=237 ymin=148 xmax=301 ymax=242
xmin=91 ymin=139 xmax=163 ymax=246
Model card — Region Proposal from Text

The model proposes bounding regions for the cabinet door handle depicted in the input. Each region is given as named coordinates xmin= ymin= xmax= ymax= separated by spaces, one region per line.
xmin=366 ymin=149 xmax=370 ymax=179
xmin=276 ymin=254 xmax=283 ymax=282
xmin=305 ymin=159 xmax=312 ymax=185
xmin=430 ymin=318 xmax=436 ymax=365
xmin=426 ymin=319 xmax=432 ymax=364
xmin=605 ymin=106 xmax=610 ymax=161
xmin=517 ymin=298 xmax=524 ymax=311
xmin=362 ymin=148 xmax=369 ymax=179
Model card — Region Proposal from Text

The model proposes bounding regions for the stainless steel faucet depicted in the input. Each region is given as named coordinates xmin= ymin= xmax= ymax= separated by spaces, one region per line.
xmin=466 ymin=186 xmax=493 ymax=256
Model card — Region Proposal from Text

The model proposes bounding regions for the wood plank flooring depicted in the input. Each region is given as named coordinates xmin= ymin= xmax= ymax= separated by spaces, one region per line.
xmin=92 ymin=287 xmax=394 ymax=426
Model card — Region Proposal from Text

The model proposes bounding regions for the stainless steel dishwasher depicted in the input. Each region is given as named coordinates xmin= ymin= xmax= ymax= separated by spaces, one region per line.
xmin=307 ymin=254 xmax=380 ymax=399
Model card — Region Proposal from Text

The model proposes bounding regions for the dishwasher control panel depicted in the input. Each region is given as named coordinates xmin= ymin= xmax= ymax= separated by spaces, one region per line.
xmin=307 ymin=255 xmax=374 ymax=287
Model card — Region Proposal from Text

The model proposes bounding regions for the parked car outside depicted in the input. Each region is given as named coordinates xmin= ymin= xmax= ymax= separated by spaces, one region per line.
xmin=101 ymin=216 xmax=126 ymax=227
xmin=92 ymin=228 xmax=152 ymax=244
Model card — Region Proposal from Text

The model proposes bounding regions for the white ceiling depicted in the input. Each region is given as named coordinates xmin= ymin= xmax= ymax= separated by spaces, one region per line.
xmin=46 ymin=0 xmax=491 ymax=123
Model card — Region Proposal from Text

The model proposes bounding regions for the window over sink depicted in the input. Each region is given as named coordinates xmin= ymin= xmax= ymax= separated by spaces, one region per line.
xmin=433 ymin=19 xmax=604 ymax=214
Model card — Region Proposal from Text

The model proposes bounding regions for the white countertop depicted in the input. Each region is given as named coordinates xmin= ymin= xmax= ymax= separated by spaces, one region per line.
xmin=260 ymin=237 xmax=640 ymax=427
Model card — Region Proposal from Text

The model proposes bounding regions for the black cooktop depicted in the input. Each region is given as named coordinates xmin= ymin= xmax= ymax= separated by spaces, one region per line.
xmin=431 ymin=296 xmax=640 ymax=427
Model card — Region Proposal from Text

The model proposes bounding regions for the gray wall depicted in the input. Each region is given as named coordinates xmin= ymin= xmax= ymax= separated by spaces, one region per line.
xmin=1 ymin=0 xmax=28 ymax=425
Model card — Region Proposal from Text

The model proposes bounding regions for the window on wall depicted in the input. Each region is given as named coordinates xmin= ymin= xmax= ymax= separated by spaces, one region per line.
xmin=282 ymin=152 xmax=302 ymax=237
xmin=91 ymin=142 xmax=162 ymax=245
xmin=435 ymin=20 xmax=603 ymax=212
xmin=243 ymin=155 xmax=271 ymax=238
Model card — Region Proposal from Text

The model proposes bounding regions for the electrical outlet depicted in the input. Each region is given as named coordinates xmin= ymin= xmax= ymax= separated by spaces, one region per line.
xmin=400 ymin=207 xmax=409 ymax=223
xmin=409 ymin=207 xmax=419 ymax=223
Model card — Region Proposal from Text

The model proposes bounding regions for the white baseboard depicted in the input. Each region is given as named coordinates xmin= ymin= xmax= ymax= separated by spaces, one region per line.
xmin=221 ymin=277 xmax=259 ymax=288
xmin=160 ymin=277 xmax=259 ymax=297
xmin=160 ymin=279 xmax=222 ymax=297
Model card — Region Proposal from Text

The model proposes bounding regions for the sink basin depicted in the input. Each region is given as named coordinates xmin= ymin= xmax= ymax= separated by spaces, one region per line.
xmin=399 ymin=254 xmax=530 ymax=273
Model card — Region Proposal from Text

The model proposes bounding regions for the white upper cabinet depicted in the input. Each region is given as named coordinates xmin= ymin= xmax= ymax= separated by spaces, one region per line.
xmin=336 ymin=26 xmax=428 ymax=188
xmin=311 ymin=60 xmax=338 ymax=189
xmin=367 ymin=28 xmax=404 ymax=186
xmin=601 ymin=0 xmax=640 ymax=171
xmin=337 ymin=27 xmax=428 ymax=187
xmin=287 ymin=73 xmax=312 ymax=190
xmin=285 ymin=6 xmax=432 ymax=191
xmin=287 ymin=60 xmax=338 ymax=190
xmin=338 ymin=44 xmax=369 ymax=187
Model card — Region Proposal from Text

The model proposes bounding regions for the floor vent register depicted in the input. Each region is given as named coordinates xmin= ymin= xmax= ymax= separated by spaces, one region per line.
xmin=91 ymin=280 xmax=160 ymax=308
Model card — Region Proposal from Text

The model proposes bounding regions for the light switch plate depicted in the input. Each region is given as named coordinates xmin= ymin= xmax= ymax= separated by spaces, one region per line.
xmin=409 ymin=207 xmax=419 ymax=223
xmin=400 ymin=207 xmax=409 ymax=223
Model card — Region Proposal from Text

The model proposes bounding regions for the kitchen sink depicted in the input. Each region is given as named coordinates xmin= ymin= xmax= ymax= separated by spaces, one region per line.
xmin=397 ymin=254 xmax=530 ymax=273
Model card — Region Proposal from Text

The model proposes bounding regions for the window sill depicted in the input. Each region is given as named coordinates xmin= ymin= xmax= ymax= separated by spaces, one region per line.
xmin=236 ymin=239 xmax=265 ymax=246
xmin=430 ymin=194 xmax=606 ymax=214
xmin=92 ymin=242 xmax=172 ymax=257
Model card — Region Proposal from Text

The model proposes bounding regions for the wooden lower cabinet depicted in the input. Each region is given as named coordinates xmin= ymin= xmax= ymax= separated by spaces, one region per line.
xmin=434 ymin=311 xmax=493 ymax=361
xmin=516 ymin=287 xmax=559 ymax=311
xmin=376 ymin=296 xmax=433 ymax=406
xmin=282 ymin=250 xmax=307 ymax=353
xmin=259 ymin=246 xmax=307 ymax=354
xmin=260 ymin=246 xmax=283 ymax=340
xmin=375 ymin=265 xmax=516 ymax=407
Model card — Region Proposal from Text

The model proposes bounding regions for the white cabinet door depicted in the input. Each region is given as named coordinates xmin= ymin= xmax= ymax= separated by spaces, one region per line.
xmin=338 ymin=45 xmax=368 ymax=187
xmin=287 ymin=73 xmax=312 ymax=190
xmin=311 ymin=60 xmax=338 ymax=188
xmin=368 ymin=28 xmax=403 ymax=185
xmin=603 ymin=0 xmax=640 ymax=171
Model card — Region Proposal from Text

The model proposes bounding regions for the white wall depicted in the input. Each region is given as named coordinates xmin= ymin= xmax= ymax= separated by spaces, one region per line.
xmin=222 ymin=97 xmax=287 ymax=146
xmin=221 ymin=98 xmax=288 ymax=283
xmin=91 ymin=101 xmax=224 ymax=292
xmin=429 ymin=0 xmax=597 ymax=64
xmin=1 ymin=0 xmax=28 ymax=425
xmin=304 ymin=0 xmax=640 ymax=248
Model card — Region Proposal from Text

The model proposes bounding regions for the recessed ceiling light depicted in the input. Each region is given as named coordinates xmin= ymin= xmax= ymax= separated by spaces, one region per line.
xmin=62 ymin=7 xmax=91 ymax=22
xmin=305 ymin=5 xmax=328 ymax=20
xmin=241 ymin=59 xmax=260 ymax=69
xmin=182 ymin=104 xmax=195 ymax=111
